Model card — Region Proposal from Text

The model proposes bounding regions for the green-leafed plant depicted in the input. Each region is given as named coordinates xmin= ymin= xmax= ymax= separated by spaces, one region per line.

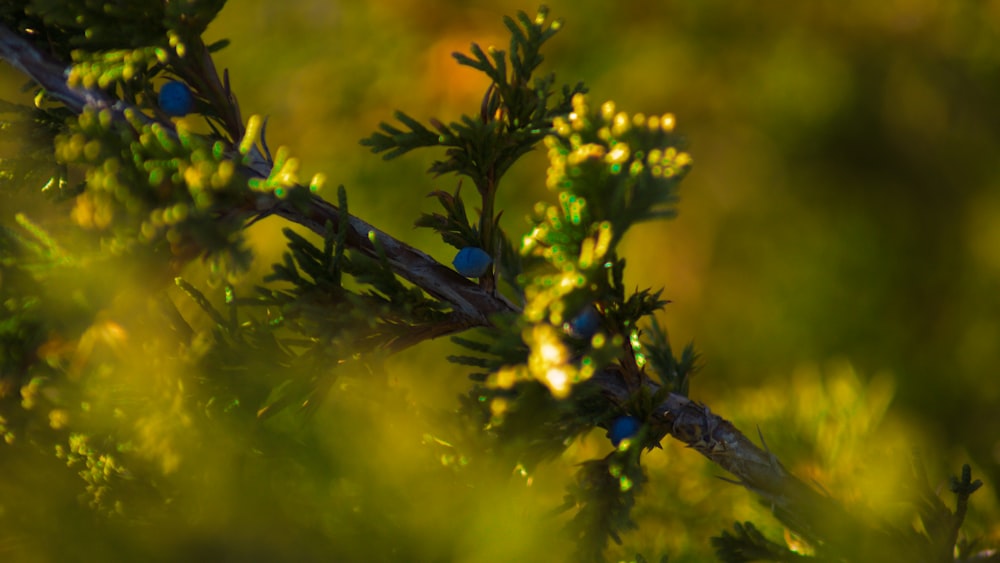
xmin=0 ymin=2 xmax=993 ymax=561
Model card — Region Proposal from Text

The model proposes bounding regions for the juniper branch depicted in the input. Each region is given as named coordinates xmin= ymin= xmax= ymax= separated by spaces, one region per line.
xmin=0 ymin=21 xmax=515 ymax=328
xmin=0 ymin=11 xmax=852 ymax=529
xmin=0 ymin=20 xmax=940 ymax=560
xmin=0 ymin=25 xmax=106 ymax=115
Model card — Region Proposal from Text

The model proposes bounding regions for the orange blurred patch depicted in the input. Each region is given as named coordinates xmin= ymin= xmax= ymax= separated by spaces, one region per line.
xmin=422 ymin=33 xmax=501 ymax=111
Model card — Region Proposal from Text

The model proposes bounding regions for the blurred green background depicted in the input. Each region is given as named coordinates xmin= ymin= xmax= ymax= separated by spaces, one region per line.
xmin=2 ymin=0 xmax=1000 ymax=560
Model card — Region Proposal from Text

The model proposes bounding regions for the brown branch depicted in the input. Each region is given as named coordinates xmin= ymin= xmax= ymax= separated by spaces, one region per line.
xmin=266 ymin=196 xmax=518 ymax=325
xmin=0 ymin=25 xmax=105 ymax=113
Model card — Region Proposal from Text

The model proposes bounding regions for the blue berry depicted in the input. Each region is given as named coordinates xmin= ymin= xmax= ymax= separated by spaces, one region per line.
xmin=607 ymin=415 xmax=641 ymax=447
xmin=158 ymin=80 xmax=193 ymax=117
xmin=566 ymin=305 xmax=601 ymax=339
xmin=452 ymin=246 xmax=492 ymax=278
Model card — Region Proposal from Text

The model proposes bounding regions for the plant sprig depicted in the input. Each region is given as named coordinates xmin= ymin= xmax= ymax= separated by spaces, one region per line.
xmin=362 ymin=6 xmax=586 ymax=292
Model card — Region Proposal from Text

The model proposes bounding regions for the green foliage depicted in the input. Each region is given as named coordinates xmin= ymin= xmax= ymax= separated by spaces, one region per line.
xmin=560 ymin=446 xmax=648 ymax=562
xmin=361 ymin=7 xmax=584 ymax=189
xmin=494 ymin=94 xmax=692 ymax=413
xmin=0 ymin=100 xmax=66 ymax=194
xmin=642 ymin=317 xmax=698 ymax=397
xmin=363 ymin=7 xmax=586 ymax=291
xmin=711 ymin=463 xmax=990 ymax=562
xmin=55 ymin=106 xmax=258 ymax=270
xmin=0 ymin=221 xmax=55 ymax=441
xmin=711 ymin=522 xmax=806 ymax=562
xmin=415 ymin=186 xmax=479 ymax=251
xmin=0 ymin=0 xmax=225 ymax=58
xmin=1 ymin=0 xmax=320 ymax=277
xmin=540 ymin=96 xmax=690 ymax=241
xmin=257 ymin=188 xmax=448 ymax=356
